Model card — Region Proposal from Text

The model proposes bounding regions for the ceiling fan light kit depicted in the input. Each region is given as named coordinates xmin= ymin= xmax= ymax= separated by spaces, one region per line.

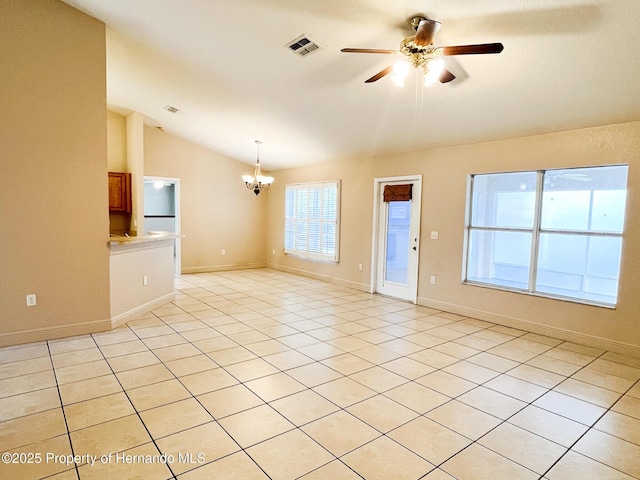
xmin=342 ymin=15 xmax=504 ymax=86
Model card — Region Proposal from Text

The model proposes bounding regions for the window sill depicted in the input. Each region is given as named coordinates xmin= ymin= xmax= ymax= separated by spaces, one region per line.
xmin=462 ymin=280 xmax=617 ymax=309
xmin=284 ymin=252 xmax=339 ymax=264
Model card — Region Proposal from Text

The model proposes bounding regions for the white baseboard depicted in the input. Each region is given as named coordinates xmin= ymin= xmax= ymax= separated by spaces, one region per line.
xmin=267 ymin=263 xmax=370 ymax=292
xmin=182 ymin=262 xmax=266 ymax=274
xmin=0 ymin=318 xmax=112 ymax=348
xmin=418 ymin=296 xmax=640 ymax=359
xmin=111 ymin=292 xmax=175 ymax=329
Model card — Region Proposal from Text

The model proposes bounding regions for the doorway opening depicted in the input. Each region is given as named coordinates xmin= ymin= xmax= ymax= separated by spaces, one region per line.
xmin=143 ymin=176 xmax=181 ymax=275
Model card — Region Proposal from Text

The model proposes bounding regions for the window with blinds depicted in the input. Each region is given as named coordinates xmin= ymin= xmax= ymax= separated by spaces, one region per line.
xmin=284 ymin=181 xmax=340 ymax=262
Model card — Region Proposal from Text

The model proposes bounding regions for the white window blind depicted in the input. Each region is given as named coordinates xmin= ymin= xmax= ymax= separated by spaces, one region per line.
xmin=284 ymin=181 xmax=340 ymax=262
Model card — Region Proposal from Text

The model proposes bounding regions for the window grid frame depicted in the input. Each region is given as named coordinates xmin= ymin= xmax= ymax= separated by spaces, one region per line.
xmin=463 ymin=166 xmax=626 ymax=307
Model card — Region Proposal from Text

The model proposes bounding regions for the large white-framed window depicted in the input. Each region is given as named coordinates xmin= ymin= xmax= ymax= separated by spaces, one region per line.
xmin=284 ymin=180 xmax=340 ymax=262
xmin=463 ymin=165 xmax=628 ymax=306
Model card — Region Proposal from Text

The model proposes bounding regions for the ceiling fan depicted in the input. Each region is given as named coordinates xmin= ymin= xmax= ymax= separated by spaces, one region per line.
xmin=342 ymin=15 xmax=504 ymax=86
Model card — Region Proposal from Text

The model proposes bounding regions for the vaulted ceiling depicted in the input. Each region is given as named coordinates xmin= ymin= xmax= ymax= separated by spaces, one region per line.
xmin=62 ymin=0 xmax=640 ymax=169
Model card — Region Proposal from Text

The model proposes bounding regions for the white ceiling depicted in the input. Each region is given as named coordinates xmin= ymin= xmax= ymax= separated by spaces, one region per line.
xmin=62 ymin=0 xmax=640 ymax=170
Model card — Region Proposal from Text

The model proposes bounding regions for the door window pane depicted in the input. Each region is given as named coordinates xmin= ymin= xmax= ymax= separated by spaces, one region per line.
xmin=385 ymin=201 xmax=411 ymax=285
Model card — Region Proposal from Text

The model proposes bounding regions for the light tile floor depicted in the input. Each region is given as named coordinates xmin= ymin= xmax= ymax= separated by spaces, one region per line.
xmin=1 ymin=269 xmax=640 ymax=479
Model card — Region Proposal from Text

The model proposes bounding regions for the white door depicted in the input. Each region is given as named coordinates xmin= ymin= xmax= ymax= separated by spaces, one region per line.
xmin=373 ymin=176 xmax=422 ymax=302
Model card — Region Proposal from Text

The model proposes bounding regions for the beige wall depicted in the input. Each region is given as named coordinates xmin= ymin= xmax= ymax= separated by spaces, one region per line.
xmin=107 ymin=110 xmax=127 ymax=171
xmin=0 ymin=0 xmax=111 ymax=346
xmin=110 ymin=241 xmax=175 ymax=324
xmin=107 ymin=110 xmax=129 ymax=234
xmin=143 ymin=126 xmax=268 ymax=272
xmin=266 ymin=122 xmax=640 ymax=355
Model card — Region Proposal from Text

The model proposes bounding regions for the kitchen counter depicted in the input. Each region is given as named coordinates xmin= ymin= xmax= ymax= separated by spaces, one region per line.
xmin=108 ymin=232 xmax=182 ymax=247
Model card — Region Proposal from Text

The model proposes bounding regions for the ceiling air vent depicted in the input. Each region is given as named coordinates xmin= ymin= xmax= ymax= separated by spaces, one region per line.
xmin=163 ymin=105 xmax=179 ymax=113
xmin=286 ymin=35 xmax=321 ymax=57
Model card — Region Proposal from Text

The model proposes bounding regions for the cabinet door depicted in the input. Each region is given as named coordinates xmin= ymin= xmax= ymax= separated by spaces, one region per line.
xmin=108 ymin=172 xmax=132 ymax=212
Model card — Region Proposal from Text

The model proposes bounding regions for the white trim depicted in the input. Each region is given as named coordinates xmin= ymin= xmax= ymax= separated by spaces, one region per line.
xmin=0 ymin=318 xmax=112 ymax=348
xmin=284 ymin=180 xmax=341 ymax=262
xmin=371 ymin=175 xmax=422 ymax=303
xmin=143 ymin=176 xmax=182 ymax=274
xmin=268 ymin=263 xmax=370 ymax=292
xmin=462 ymin=166 xmax=627 ymax=306
xmin=111 ymin=292 xmax=175 ymax=329
xmin=181 ymin=262 xmax=267 ymax=274
xmin=417 ymin=295 xmax=640 ymax=358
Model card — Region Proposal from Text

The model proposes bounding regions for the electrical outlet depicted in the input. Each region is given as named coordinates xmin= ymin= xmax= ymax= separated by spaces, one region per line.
xmin=26 ymin=294 xmax=37 ymax=306
xmin=430 ymin=231 xmax=439 ymax=240
xmin=430 ymin=276 xmax=436 ymax=285
xmin=272 ymin=249 xmax=276 ymax=255
xmin=221 ymin=249 xmax=226 ymax=255
xmin=358 ymin=263 xmax=363 ymax=271
xmin=143 ymin=276 xmax=148 ymax=286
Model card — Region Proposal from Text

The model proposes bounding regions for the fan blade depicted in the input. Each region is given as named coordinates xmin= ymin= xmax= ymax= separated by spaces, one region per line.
xmin=435 ymin=43 xmax=504 ymax=56
xmin=341 ymin=48 xmax=399 ymax=55
xmin=414 ymin=19 xmax=441 ymax=46
xmin=439 ymin=69 xmax=456 ymax=84
xmin=365 ymin=66 xmax=393 ymax=83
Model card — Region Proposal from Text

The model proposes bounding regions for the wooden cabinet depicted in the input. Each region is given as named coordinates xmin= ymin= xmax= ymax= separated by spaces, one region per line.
xmin=108 ymin=172 xmax=132 ymax=213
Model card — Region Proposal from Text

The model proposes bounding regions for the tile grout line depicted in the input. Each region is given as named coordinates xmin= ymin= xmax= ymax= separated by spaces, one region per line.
xmin=421 ymin=347 xmax=635 ymax=479
xmin=89 ymin=328 xmax=179 ymax=480
xmin=538 ymin=373 xmax=640 ymax=479
xmin=175 ymin=274 xmax=640 ymax=478
xmin=174 ymin=284 xmax=377 ymax=479
xmin=28 ymin=271 xmax=636 ymax=479
xmin=180 ymin=279 xmax=531 ymax=478
xmin=45 ymin=340 xmax=81 ymax=480
xmin=384 ymin=335 xmax=615 ymax=478
xmin=170 ymin=283 xmax=428 ymax=478
xmin=142 ymin=296 xmax=276 ymax=480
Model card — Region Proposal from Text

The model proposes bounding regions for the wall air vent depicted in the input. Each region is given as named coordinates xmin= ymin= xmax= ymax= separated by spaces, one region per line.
xmin=286 ymin=35 xmax=321 ymax=57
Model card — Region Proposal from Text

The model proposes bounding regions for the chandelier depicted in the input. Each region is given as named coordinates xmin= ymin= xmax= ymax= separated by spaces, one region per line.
xmin=242 ymin=140 xmax=274 ymax=196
